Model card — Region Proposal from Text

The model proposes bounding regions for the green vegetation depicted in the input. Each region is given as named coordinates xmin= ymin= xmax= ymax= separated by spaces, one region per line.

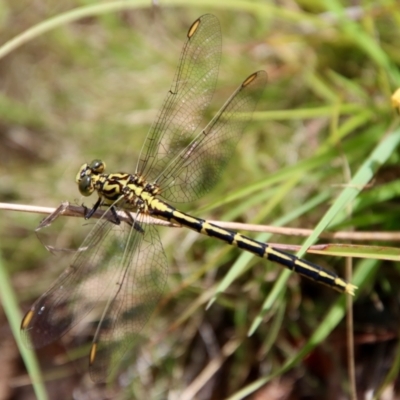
xmin=1 ymin=1 xmax=400 ymax=399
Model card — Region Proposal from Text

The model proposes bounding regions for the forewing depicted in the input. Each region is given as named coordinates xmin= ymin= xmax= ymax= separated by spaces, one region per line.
xmin=87 ymin=216 xmax=168 ymax=382
xmin=137 ymin=14 xmax=221 ymax=183
xmin=158 ymin=70 xmax=268 ymax=202
xmin=21 ymin=217 xmax=132 ymax=349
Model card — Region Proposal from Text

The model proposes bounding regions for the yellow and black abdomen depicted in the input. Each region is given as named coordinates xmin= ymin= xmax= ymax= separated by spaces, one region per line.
xmin=150 ymin=198 xmax=356 ymax=295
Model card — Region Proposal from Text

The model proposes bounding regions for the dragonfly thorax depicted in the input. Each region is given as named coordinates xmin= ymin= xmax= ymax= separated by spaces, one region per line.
xmin=76 ymin=159 xmax=162 ymax=210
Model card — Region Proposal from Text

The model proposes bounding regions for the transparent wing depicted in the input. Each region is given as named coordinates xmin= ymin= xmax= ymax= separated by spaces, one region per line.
xmin=20 ymin=211 xmax=167 ymax=354
xmin=87 ymin=216 xmax=168 ymax=382
xmin=136 ymin=14 xmax=221 ymax=183
xmin=158 ymin=70 xmax=268 ymax=202
xmin=21 ymin=217 xmax=119 ymax=348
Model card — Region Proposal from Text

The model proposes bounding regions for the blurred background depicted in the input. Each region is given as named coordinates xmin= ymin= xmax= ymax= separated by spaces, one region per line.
xmin=1 ymin=1 xmax=400 ymax=399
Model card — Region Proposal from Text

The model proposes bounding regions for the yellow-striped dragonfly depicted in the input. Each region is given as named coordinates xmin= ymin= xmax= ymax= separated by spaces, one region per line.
xmin=21 ymin=14 xmax=356 ymax=382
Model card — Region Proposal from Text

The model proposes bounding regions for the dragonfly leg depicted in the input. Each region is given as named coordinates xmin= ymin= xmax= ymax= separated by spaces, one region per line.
xmin=109 ymin=206 xmax=122 ymax=225
xmin=123 ymin=210 xmax=144 ymax=233
xmin=83 ymin=198 xmax=121 ymax=225
xmin=84 ymin=197 xmax=102 ymax=219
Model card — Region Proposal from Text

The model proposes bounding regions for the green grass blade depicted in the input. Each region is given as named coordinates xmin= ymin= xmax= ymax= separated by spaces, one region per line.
xmin=248 ymin=128 xmax=400 ymax=335
xmin=207 ymin=191 xmax=331 ymax=309
xmin=0 ymin=251 xmax=48 ymax=400
xmin=299 ymin=128 xmax=400 ymax=257
xmin=309 ymin=243 xmax=400 ymax=261
xmin=230 ymin=258 xmax=378 ymax=400
xmin=0 ymin=1 xmax=150 ymax=60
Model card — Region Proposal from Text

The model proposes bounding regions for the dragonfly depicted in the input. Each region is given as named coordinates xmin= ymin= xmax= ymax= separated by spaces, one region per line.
xmin=21 ymin=14 xmax=357 ymax=382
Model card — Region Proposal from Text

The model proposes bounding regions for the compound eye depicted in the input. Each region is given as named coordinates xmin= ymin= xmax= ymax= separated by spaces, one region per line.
xmin=78 ymin=175 xmax=94 ymax=196
xmin=89 ymin=160 xmax=105 ymax=174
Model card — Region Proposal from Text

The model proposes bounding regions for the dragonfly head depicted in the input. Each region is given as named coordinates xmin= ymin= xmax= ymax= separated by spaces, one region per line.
xmin=76 ymin=159 xmax=106 ymax=196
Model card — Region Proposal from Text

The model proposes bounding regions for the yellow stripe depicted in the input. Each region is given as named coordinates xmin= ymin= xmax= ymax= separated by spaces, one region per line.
xmin=173 ymin=210 xmax=202 ymax=225
xmin=294 ymin=259 xmax=321 ymax=273
xmin=233 ymin=234 xmax=263 ymax=249
xmin=265 ymin=247 xmax=291 ymax=261
xmin=201 ymin=222 xmax=229 ymax=236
